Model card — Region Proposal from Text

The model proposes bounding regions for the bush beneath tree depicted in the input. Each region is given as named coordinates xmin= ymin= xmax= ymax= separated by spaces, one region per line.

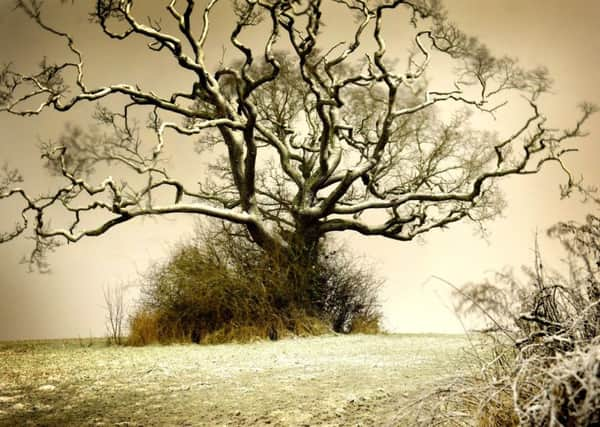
xmin=128 ymin=223 xmax=382 ymax=345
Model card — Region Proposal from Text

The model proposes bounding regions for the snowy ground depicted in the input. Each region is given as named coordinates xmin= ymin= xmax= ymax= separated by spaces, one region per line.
xmin=0 ymin=334 xmax=475 ymax=426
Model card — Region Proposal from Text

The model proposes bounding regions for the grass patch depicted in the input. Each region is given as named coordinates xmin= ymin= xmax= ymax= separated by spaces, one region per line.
xmin=0 ymin=334 xmax=475 ymax=426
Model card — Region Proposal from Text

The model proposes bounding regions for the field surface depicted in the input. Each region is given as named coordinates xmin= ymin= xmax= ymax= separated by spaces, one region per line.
xmin=0 ymin=334 xmax=474 ymax=426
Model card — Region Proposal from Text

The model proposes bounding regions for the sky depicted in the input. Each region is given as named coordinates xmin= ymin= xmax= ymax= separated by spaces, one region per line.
xmin=0 ymin=0 xmax=599 ymax=340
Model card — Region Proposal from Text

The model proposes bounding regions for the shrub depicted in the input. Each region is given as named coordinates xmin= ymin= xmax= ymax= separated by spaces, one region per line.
xmin=402 ymin=214 xmax=600 ymax=425
xmin=313 ymin=248 xmax=383 ymax=333
xmin=128 ymin=221 xmax=382 ymax=344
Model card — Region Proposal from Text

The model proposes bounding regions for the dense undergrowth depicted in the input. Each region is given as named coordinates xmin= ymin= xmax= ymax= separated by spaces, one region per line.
xmin=127 ymin=222 xmax=382 ymax=345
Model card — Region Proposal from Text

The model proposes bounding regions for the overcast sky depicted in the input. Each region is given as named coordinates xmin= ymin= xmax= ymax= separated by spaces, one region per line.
xmin=0 ymin=0 xmax=599 ymax=340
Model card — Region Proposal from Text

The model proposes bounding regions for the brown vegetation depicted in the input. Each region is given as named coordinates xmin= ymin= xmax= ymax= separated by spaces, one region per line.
xmin=128 ymin=222 xmax=382 ymax=345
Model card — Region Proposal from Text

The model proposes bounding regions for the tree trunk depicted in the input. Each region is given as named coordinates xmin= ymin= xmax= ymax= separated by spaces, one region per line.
xmin=243 ymin=220 xmax=327 ymax=322
xmin=284 ymin=225 xmax=324 ymax=313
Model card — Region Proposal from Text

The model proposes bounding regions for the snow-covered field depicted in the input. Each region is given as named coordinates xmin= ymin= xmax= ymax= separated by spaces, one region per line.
xmin=0 ymin=334 xmax=474 ymax=426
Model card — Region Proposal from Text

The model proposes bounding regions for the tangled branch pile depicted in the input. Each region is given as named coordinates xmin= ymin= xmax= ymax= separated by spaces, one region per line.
xmin=128 ymin=222 xmax=382 ymax=345
xmin=400 ymin=213 xmax=600 ymax=426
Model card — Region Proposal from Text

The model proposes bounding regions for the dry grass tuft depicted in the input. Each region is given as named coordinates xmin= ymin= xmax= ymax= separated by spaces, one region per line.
xmin=397 ymin=335 xmax=519 ymax=426
xmin=127 ymin=309 xmax=161 ymax=346
xmin=349 ymin=315 xmax=382 ymax=334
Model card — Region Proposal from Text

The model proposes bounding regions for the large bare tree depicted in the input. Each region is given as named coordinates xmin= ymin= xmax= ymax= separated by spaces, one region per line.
xmin=0 ymin=0 xmax=595 ymax=272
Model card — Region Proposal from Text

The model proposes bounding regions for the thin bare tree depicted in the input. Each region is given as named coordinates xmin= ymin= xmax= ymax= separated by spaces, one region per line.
xmin=103 ymin=283 xmax=126 ymax=345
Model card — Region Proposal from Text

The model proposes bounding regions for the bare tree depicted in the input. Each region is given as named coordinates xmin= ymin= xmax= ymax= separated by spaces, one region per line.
xmin=103 ymin=283 xmax=126 ymax=345
xmin=0 ymin=0 xmax=595 ymax=274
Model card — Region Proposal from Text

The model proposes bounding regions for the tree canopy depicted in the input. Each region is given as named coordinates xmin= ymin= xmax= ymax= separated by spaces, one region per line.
xmin=0 ymin=0 xmax=595 ymax=270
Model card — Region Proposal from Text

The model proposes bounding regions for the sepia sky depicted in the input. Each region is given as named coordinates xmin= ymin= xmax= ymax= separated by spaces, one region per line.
xmin=0 ymin=0 xmax=599 ymax=340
